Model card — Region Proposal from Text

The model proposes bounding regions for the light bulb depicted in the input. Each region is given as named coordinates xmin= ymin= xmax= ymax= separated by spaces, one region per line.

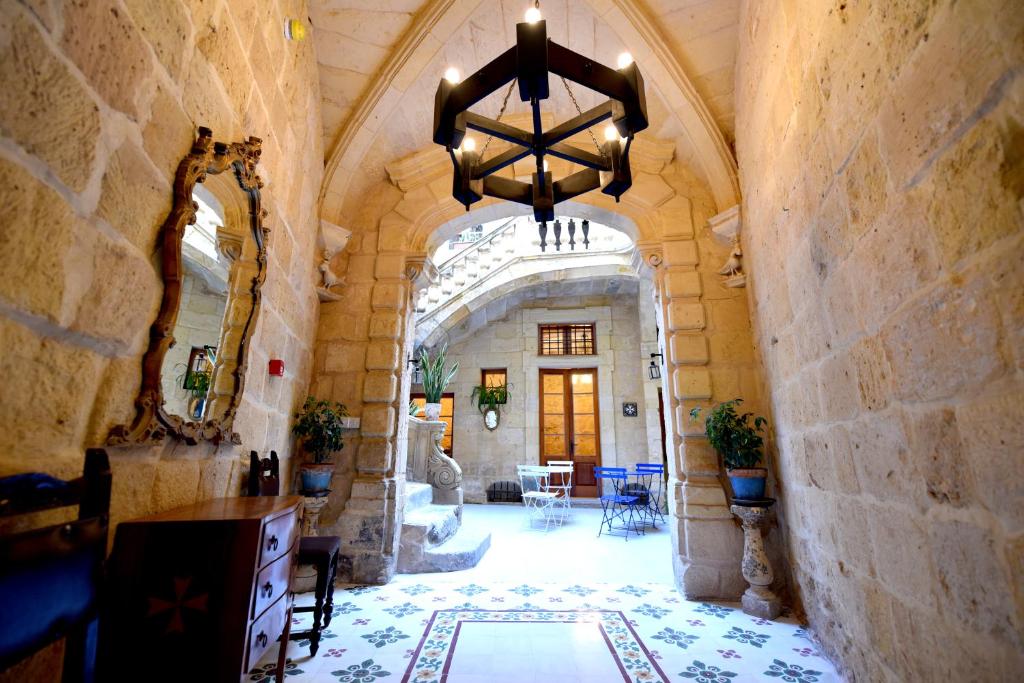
xmin=461 ymin=136 xmax=476 ymax=152
xmin=617 ymin=52 xmax=634 ymax=69
xmin=604 ymin=125 xmax=619 ymax=142
xmin=543 ymin=159 xmax=549 ymax=172
xmin=444 ymin=67 xmax=460 ymax=84
xmin=525 ymin=6 xmax=542 ymax=23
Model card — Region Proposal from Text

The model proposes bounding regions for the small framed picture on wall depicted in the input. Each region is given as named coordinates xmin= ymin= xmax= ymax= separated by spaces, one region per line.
xmin=622 ymin=402 xmax=638 ymax=417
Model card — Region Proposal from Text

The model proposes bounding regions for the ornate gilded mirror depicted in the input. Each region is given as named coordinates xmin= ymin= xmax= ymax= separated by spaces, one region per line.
xmin=109 ymin=128 xmax=267 ymax=445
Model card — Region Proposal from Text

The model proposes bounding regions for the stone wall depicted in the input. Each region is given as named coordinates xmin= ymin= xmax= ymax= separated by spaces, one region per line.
xmin=0 ymin=0 xmax=322 ymax=552
xmin=433 ymin=295 xmax=659 ymax=502
xmin=735 ymin=1 xmax=1023 ymax=679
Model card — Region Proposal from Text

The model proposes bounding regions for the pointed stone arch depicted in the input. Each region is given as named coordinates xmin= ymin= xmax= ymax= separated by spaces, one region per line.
xmin=318 ymin=0 xmax=740 ymax=225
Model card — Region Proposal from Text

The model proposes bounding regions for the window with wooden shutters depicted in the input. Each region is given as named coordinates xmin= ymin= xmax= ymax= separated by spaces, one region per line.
xmin=537 ymin=323 xmax=597 ymax=356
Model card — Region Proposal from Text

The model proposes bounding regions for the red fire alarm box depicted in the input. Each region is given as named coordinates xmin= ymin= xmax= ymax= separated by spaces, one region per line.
xmin=269 ymin=359 xmax=285 ymax=376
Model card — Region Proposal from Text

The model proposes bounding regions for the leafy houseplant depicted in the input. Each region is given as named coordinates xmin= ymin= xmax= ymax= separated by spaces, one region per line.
xmin=470 ymin=384 xmax=511 ymax=431
xmin=689 ymin=398 xmax=768 ymax=500
xmin=293 ymin=396 xmax=348 ymax=493
xmin=470 ymin=384 xmax=509 ymax=410
xmin=418 ymin=344 xmax=459 ymax=420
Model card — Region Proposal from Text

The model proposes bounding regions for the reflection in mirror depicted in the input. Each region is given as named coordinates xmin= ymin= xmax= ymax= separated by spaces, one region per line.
xmin=108 ymin=128 xmax=266 ymax=446
xmin=160 ymin=185 xmax=229 ymax=422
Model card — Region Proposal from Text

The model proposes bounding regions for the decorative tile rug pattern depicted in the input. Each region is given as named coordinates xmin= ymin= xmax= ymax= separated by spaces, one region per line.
xmin=256 ymin=579 xmax=840 ymax=683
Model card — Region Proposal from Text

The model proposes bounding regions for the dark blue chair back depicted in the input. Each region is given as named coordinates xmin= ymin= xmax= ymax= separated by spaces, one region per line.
xmin=0 ymin=449 xmax=110 ymax=682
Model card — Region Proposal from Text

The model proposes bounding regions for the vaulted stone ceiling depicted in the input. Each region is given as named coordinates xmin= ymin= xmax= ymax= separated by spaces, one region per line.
xmin=309 ymin=0 xmax=740 ymax=218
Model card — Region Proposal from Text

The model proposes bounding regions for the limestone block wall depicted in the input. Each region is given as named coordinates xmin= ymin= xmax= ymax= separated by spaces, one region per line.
xmin=0 ymin=0 xmax=322 ymax=535
xmin=433 ymin=296 xmax=658 ymax=502
xmin=735 ymin=1 xmax=1023 ymax=680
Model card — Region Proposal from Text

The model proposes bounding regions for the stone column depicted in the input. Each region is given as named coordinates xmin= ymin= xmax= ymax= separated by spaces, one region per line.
xmin=333 ymin=244 xmax=418 ymax=583
xmin=641 ymin=199 xmax=746 ymax=599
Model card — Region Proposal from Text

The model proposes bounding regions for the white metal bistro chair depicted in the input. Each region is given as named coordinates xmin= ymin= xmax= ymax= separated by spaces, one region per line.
xmin=517 ymin=465 xmax=561 ymax=531
xmin=544 ymin=461 xmax=574 ymax=520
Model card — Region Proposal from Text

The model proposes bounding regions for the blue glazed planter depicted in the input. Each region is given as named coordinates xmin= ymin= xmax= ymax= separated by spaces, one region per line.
xmin=300 ymin=464 xmax=333 ymax=493
xmin=728 ymin=468 xmax=767 ymax=500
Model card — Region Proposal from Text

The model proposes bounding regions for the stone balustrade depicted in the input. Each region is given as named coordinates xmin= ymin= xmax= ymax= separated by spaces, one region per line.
xmin=406 ymin=417 xmax=463 ymax=507
xmin=416 ymin=218 xmax=633 ymax=317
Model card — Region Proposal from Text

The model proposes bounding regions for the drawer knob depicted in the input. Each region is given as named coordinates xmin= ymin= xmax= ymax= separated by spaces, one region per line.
xmin=262 ymin=582 xmax=274 ymax=598
xmin=267 ymin=535 xmax=279 ymax=551
xmin=256 ymin=631 xmax=268 ymax=648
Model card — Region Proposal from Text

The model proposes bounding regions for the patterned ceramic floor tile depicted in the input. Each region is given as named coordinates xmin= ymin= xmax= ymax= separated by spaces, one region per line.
xmin=254 ymin=579 xmax=840 ymax=682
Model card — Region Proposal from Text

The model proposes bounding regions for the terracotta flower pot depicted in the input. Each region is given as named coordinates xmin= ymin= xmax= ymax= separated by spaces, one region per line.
xmin=728 ymin=467 xmax=767 ymax=500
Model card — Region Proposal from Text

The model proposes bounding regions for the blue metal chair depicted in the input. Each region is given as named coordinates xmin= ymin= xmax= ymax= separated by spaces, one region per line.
xmin=593 ymin=467 xmax=645 ymax=540
xmin=633 ymin=462 xmax=667 ymax=528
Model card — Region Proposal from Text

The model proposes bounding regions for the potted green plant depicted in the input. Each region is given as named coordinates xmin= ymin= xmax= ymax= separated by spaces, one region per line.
xmin=470 ymin=384 xmax=511 ymax=431
xmin=293 ymin=396 xmax=348 ymax=493
xmin=178 ymin=367 xmax=212 ymax=420
xmin=418 ymin=344 xmax=459 ymax=420
xmin=689 ymin=398 xmax=768 ymax=500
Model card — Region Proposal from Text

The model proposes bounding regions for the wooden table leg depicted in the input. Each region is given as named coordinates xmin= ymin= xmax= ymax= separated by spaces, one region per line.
xmin=276 ymin=599 xmax=293 ymax=683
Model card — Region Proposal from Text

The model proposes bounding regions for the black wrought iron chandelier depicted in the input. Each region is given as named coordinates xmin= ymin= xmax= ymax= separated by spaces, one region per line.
xmin=433 ymin=2 xmax=648 ymax=251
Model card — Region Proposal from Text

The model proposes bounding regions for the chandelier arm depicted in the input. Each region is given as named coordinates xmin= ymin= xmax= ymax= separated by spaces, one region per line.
xmin=464 ymin=113 xmax=533 ymax=147
xmin=547 ymin=142 xmax=608 ymax=171
xmin=433 ymin=47 xmax=517 ymax=146
xmin=553 ymin=169 xmax=602 ymax=203
xmin=481 ymin=176 xmax=533 ymax=205
xmin=530 ymin=97 xmax=546 ymax=193
xmin=548 ymin=42 xmax=648 ymax=134
xmin=543 ymin=102 xmax=614 ymax=146
xmin=547 ymin=42 xmax=634 ymax=104
xmin=451 ymin=47 xmax=518 ymax=112
xmin=473 ymin=147 xmax=533 ymax=179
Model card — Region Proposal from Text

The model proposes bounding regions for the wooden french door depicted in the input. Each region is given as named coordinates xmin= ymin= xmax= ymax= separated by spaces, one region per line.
xmin=539 ymin=369 xmax=601 ymax=497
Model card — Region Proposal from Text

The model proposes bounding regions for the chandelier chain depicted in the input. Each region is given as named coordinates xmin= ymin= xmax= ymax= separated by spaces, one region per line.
xmin=480 ymin=78 xmax=517 ymax=159
xmin=560 ymin=76 xmax=608 ymax=164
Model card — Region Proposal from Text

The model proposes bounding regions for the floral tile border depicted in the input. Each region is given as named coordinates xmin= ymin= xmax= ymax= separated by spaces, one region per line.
xmin=402 ymin=608 xmax=670 ymax=683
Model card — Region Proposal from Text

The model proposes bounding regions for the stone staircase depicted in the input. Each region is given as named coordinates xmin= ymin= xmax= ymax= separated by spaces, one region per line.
xmin=397 ymin=420 xmax=491 ymax=573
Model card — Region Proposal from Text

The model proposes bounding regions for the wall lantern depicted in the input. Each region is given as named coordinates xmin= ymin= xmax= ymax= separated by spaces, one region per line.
xmin=408 ymin=357 xmax=423 ymax=385
xmin=432 ymin=1 xmax=648 ymax=241
xmin=648 ymin=352 xmax=664 ymax=381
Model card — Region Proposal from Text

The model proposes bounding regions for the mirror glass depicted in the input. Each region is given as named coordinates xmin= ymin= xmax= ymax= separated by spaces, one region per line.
xmin=484 ymin=409 xmax=499 ymax=431
xmin=160 ymin=185 xmax=234 ymax=422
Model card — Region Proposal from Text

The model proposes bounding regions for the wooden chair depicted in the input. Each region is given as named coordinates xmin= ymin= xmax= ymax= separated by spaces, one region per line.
xmin=247 ymin=455 xmax=340 ymax=656
xmin=0 ymin=449 xmax=112 ymax=682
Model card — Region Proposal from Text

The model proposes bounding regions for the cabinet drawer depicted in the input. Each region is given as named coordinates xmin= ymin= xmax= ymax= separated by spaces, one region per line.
xmin=260 ymin=507 xmax=298 ymax=567
xmin=253 ymin=548 xmax=293 ymax=619
xmin=246 ymin=593 xmax=288 ymax=673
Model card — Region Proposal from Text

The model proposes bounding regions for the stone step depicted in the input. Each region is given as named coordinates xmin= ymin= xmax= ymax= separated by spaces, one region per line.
xmin=405 ymin=482 xmax=434 ymax=512
xmin=402 ymin=502 xmax=460 ymax=547
xmin=404 ymin=527 xmax=492 ymax=574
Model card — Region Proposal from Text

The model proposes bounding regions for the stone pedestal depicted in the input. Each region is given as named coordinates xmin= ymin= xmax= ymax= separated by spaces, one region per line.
xmin=730 ymin=503 xmax=782 ymax=619
xmin=301 ymin=493 xmax=331 ymax=536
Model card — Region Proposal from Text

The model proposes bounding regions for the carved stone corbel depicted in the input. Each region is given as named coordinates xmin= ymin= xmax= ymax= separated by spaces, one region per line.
xmin=708 ymin=205 xmax=745 ymax=288
xmin=634 ymin=240 xmax=665 ymax=274
xmin=405 ymin=254 xmax=440 ymax=293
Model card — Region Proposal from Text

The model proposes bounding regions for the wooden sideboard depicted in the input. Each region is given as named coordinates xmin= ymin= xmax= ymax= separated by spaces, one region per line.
xmin=100 ymin=496 xmax=303 ymax=682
